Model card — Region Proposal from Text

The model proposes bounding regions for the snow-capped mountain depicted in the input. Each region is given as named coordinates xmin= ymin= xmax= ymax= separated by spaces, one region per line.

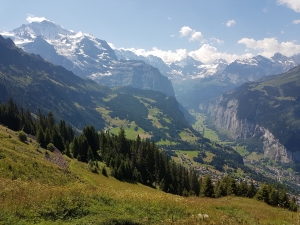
xmin=1 ymin=20 xmax=175 ymax=97
xmin=2 ymin=18 xmax=300 ymax=111
xmin=217 ymin=53 xmax=299 ymax=84
xmin=116 ymin=47 xmax=300 ymax=85
xmin=115 ymin=49 xmax=228 ymax=80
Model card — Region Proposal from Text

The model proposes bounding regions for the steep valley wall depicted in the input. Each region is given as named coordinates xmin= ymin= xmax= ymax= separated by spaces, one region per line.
xmin=203 ymin=98 xmax=300 ymax=163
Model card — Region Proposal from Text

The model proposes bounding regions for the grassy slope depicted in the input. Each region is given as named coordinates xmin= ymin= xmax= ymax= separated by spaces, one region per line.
xmin=0 ymin=125 xmax=298 ymax=225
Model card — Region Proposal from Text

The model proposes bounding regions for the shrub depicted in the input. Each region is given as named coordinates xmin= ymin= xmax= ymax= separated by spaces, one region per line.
xmin=17 ymin=131 xmax=27 ymax=142
xmin=47 ymin=143 xmax=55 ymax=152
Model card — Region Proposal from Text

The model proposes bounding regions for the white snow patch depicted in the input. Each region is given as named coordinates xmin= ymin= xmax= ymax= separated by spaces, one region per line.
xmin=89 ymin=72 xmax=112 ymax=78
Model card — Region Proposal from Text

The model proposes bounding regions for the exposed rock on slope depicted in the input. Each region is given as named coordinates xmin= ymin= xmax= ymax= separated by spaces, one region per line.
xmin=206 ymin=65 xmax=300 ymax=163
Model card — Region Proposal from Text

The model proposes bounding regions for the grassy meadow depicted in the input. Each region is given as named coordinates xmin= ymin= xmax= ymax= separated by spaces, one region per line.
xmin=0 ymin=125 xmax=299 ymax=225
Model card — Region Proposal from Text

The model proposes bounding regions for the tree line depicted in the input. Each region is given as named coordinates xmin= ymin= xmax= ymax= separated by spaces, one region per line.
xmin=0 ymin=99 xmax=297 ymax=211
xmin=200 ymin=175 xmax=297 ymax=211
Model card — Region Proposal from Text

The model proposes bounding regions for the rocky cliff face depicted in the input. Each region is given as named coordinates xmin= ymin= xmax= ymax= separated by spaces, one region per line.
xmin=207 ymin=99 xmax=256 ymax=140
xmin=206 ymin=98 xmax=297 ymax=163
xmin=91 ymin=60 xmax=175 ymax=97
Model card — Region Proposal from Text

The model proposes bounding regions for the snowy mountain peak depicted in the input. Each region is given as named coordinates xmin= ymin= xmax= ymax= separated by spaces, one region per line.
xmin=174 ymin=56 xmax=202 ymax=68
xmin=236 ymin=55 xmax=269 ymax=66
xmin=12 ymin=20 xmax=74 ymax=41
xmin=213 ymin=58 xmax=228 ymax=65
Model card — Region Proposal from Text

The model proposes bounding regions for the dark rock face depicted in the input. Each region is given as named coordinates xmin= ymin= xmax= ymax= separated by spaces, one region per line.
xmin=92 ymin=60 xmax=175 ymax=97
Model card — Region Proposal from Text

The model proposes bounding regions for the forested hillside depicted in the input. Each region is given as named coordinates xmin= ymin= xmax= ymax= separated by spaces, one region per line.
xmin=0 ymin=100 xmax=298 ymax=224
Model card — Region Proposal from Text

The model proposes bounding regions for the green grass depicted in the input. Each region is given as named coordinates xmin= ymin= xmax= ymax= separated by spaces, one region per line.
xmin=179 ymin=130 xmax=199 ymax=143
xmin=245 ymin=152 xmax=265 ymax=161
xmin=191 ymin=112 xmax=219 ymax=142
xmin=234 ymin=145 xmax=250 ymax=156
xmin=156 ymin=139 xmax=178 ymax=146
xmin=0 ymin=125 xmax=298 ymax=225
xmin=109 ymin=122 xmax=152 ymax=140
xmin=203 ymin=152 xmax=215 ymax=163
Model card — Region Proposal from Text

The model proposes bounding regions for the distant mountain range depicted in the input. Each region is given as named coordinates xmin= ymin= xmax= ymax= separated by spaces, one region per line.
xmin=1 ymin=20 xmax=175 ymax=97
xmin=115 ymin=49 xmax=300 ymax=109
xmin=2 ymin=19 xmax=300 ymax=112
xmin=0 ymin=34 xmax=197 ymax=144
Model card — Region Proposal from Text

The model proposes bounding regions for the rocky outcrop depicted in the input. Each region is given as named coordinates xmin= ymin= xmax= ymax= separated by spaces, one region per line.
xmin=207 ymin=99 xmax=256 ymax=139
xmin=206 ymin=98 xmax=295 ymax=163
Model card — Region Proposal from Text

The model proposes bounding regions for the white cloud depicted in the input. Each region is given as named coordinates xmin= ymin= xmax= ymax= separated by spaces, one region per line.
xmin=277 ymin=0 xmax=300 ymax=12
xmin=293 ymin=19 xmax=300 ymax=24
xmin=168 ymin=17 xmax=171 ymax=20
xmin=170 ymin=34 xmax=175 ymax=38
xmin=189 ymin=44 xmax=252 ymax=64
xmin=121 ymin=47 xmax=188 ymax=63
xmin=190 ymin=31 xmax=203 ymax=42
xmin=179 ymin=26 xmax=204 ymax=42
xmin=26 ymin=15 xmax=48 ymax=23
xmin=210 ymin=37 xmax=224 ymax=45
xmin=119 ymin=45 xmax=252 ymax=65
xmin=226 ymin=20 xmax=236 ymax=27
xmin=263 ymin=8 xmax=268 ymax=13
xmin=179 ymin=26 xmax=194 ymax=37
xmin=237 ymin=37 xmax=300 ymax=57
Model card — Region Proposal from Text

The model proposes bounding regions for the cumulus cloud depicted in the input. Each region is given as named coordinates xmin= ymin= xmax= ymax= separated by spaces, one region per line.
xmin=121 ymin=47 xmax=188 ymax=63
xmin=179 ymin=26 xmax=204 ymax=42
xmin=26 ymin=15 xmax=48 ymax=23
xmin=238 ymin=37 xmax=300 ymax=57
xmin=277 ymin=0 xmax=300 ymax=12
xmin=189 ymin=44 xmax=252 ymax=64
xmin=119 ymin=45 xmax=252 ymax=65
xmin=226 ymin=20 xmax=236 ymax=27
xmin=179 ymin=26 xmax=194 ymax=37
xmin=293 ymin=19 xmax=300 ymax=24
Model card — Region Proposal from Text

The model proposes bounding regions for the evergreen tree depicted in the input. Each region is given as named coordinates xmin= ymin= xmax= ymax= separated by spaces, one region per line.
xmin=278 ymin=189 xmax=290 ymax=209
xmin=255 ymin=184 xmax=270 ymax=204
xmin=248 ymin=182 xmax=257 ymax=198
xmin=269 ymin=188 xmax=279 ymax=206
xmin=64 ymin=142 xmax=71 ymax=157
xmin=226 ymin=176 xmax=237 ymax=196
xmin=47 ymin=111 xmax=55 ymax=128
xmin=78 ymin=135 xmax=89 ymax=162
xmin=71 ymin=136 xmax=79 ymax=159
xmin=36 ymin=127 xmax=46 ymax=148
xmin=237 ymin=181 xmax=249 ymax=197
xmin=289 ymin=197 xmax=298 ymax=212
xmin=214 ymin=180 xmax=222 ymax=198
xmin=51 ymin=127 xmax=64 ymax=151
xmin=117 ymin=128 xmax=129 ymax=155
xmin=201 ymin=175 xmax=214 ymax=197
xmin=82 ymin=126 xmax=99 ymax=157
xmin=87 ymin=146 xmax=94 ymax=161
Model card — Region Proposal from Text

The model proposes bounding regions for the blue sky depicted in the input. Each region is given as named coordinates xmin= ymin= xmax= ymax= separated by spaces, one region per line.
xmin=1 ymin=0 xmax=300 ymax=64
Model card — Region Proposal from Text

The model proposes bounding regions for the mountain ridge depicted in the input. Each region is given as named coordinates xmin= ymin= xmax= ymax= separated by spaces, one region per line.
xmin=1 ymin=20 xmax=175 ymax=98
xmin=0 ymin=34 xmax=195 ymax=144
